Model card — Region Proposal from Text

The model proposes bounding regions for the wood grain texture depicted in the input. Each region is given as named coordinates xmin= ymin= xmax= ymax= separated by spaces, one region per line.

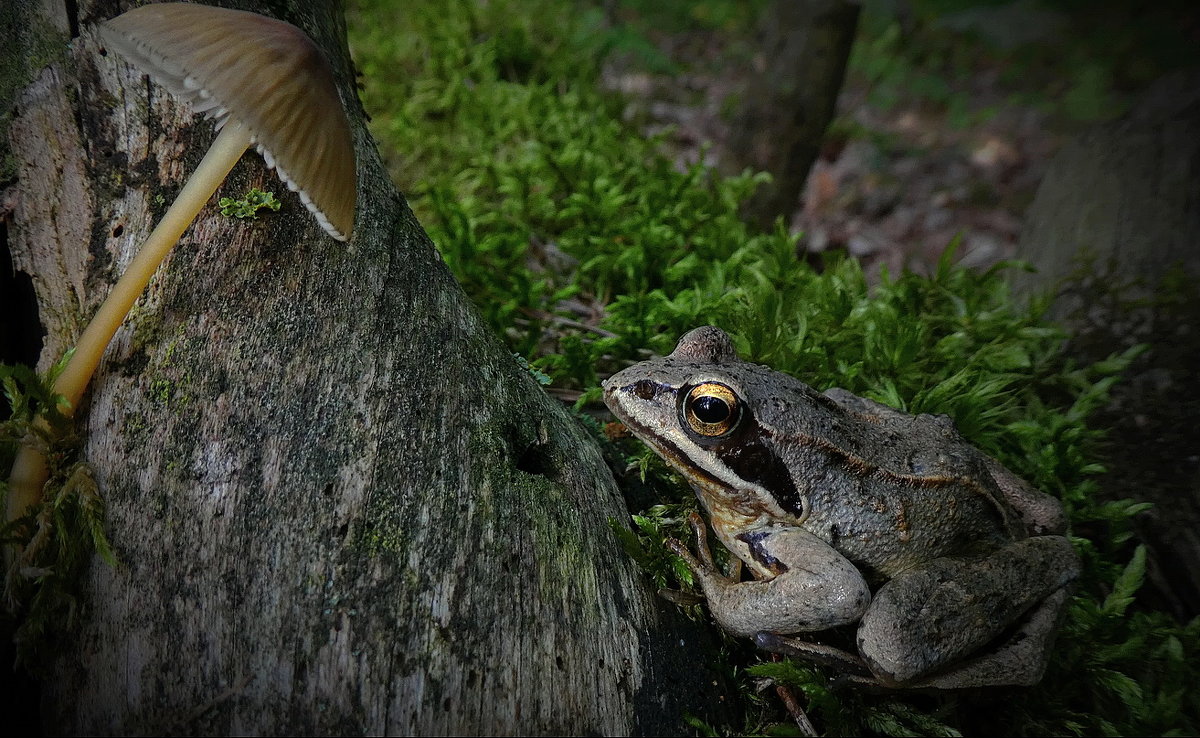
xmin=1014 ymin=71 xmax=1200 ymax=623
xmin=724 ymin=0 xmax=860 ymax=228
xmin=2 ymin=1 xmax=725 ymax=733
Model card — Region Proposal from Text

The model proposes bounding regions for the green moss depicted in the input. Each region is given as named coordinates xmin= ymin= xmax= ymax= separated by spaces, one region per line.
xmin=349 ymin=0 xmax=1198 ymax=734
xmin=219 ymin=188 xmax=282 ymax=220
xmin=140 ymin=329 xmax=196 ymax=411
xmin=127 ymin=300 xmax=166 ymax=355
xmin=0 ymin=361 xmax=116 ymax=666
xmin=0 ymin=2 xmax=70 ymax=181
xmin=122 ymin=411 xmax=148 ymax=435
xmin=149 ymin=377 xmax=173 ymax=405
xmin=354 ymin=509 xmax=410 ymax=556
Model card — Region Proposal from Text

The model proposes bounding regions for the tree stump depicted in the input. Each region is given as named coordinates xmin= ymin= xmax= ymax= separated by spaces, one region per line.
xmin=1 ymin=1 xmax=726 ymax=732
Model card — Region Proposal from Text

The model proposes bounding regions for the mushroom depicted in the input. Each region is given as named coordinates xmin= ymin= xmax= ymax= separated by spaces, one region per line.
xmin=6 ymin=3 xmax=356 ymax=523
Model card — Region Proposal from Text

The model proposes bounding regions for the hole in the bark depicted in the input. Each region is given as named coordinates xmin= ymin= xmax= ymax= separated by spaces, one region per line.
xmin=65 ymin=0 xmax=79 ymax=39
xmin=515 ymin=438 xmax=551 ymax=478
xmin=111 ymin=223 xmax=123 ymax=238
xmin=0 ymin=220 xmax=46 ymax=420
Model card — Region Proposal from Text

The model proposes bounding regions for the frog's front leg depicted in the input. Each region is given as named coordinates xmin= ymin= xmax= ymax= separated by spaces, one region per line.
xmin=856 ymin=535 xmax=1080 ymax=687
xmin=668 ymin=513 xmax=871 ymax=638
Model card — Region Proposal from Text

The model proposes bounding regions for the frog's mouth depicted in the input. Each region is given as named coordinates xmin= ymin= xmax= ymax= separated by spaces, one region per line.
xmin=602 ymin=379 xmax=722 ymax=484
xmin=625 ymin=416 xmax=723 ymax=489
xmin=617 ymin=412 xmax=767 ymax=518
xmin=618 ymin=411 xmax=805 ymax=529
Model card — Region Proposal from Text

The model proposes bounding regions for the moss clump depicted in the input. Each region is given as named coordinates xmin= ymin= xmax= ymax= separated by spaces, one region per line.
xmin=218 ymin=188 xmax=282 ymax=220
xmin=0 ymin=360 xmax=116 ymax=666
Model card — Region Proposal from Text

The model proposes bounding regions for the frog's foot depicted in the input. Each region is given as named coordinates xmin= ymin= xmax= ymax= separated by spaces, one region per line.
xmin=774 ymin=587 xmax=1077 ymax=692
xmin=755 ymin=632 xmax=871 ymax=677
xmin=656 ymin=587 xmax=704 ymax=607
xmin=666 ymin=513 xmax=738 ymax=613
xmin=684 ymin=511 xmax=720 ymax=567
xmin=673 ymin=521 xmax=870 ymax=639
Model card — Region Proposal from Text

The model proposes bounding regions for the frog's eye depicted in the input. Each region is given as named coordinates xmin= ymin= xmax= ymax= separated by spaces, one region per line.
xmin=683 ymin=382 xmax=742 ymax=438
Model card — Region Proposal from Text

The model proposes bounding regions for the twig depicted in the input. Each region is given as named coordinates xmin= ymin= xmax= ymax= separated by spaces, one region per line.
xmin=775 ymin=683 xmax=818 ymax=737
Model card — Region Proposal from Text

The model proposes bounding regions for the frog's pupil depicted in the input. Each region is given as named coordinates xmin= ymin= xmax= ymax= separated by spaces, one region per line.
xmin=693 ymin=395 xmax=730 ymax=424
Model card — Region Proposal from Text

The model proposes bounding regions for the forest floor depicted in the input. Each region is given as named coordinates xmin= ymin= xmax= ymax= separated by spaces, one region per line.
xmin=607 ymin=62 xmax=1055 ymax=281
xmin=599 ymin=3 xmax=1192 ymax=280
xmin=609 ymin=61 xmax=1053 ymax=281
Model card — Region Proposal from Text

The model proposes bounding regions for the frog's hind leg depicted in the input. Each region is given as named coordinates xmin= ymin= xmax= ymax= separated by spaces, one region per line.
xmin=909 ymin=587 xmax=1072 ymax=689
xmin=856 ymin=535 xmax=1079 ymax=688
xmin=762 ymin=589 xmax=1072 ymax=690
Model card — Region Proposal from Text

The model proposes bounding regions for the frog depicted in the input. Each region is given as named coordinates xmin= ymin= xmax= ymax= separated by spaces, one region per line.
xmin=602 ymin=326 xmax=1080 ymax=689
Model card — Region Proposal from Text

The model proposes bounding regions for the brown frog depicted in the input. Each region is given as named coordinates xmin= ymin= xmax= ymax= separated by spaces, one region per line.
xmin=603 ymin=326 xmax=1079 ymax=688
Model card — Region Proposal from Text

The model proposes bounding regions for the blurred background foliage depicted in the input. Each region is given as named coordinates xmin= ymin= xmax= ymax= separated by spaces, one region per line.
xmin=342 ymin=0 xmax=1200 ymax=733
xmin=852 ymin=0 xmax=1198 ymax=125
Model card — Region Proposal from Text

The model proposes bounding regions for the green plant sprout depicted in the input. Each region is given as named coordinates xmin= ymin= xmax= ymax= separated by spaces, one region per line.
xmin=514 ymin=354 xmax=553 ymax=386
xmin=1 ymin=360 xmax=115 ymax=662
xmin=219 ymin=188 xmax=282 ymax=220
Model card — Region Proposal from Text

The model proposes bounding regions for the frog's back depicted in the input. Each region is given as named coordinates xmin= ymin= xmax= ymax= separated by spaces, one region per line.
xmin=746 ymin=380 xmax=1025 ymax=577
xmin=820 ymin=388 xmax=998 ymax=482
xmin=798 ymin=451 xmax=1020 ymax=578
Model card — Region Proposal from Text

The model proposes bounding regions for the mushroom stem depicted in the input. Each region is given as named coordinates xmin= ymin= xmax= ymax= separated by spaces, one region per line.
xmin=6 ymin=445 xmax=49 ymax=530
xmin=5 ymin=118 xmax=253 ymax=524
xmin=55 ymin=118 xmax=253 ymax=410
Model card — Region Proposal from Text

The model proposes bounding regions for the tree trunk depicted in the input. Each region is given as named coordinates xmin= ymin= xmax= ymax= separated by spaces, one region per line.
xmin=1013 ymin=70 xmax=1200 ymax=621
xmin=2 ymin=1 xmax=723 ymax=733
xmin=726 ymin=0 xmax=860 ymax=229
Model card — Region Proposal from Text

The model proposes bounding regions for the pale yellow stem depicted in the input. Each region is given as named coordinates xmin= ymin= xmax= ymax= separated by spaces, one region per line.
xmin=7 ymin=443 xmax=49 ymax=525
xmin=5 ymin=118 xmax=253 ymax=526
xmin=54 ymin=119 xmax=254 ymax=408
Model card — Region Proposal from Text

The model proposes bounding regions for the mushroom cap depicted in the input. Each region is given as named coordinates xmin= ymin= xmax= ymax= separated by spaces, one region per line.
xmin=99 ymin=3 xmax=356 ymax=241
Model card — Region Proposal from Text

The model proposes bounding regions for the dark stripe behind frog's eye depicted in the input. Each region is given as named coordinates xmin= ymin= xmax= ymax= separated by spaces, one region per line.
xmin=684 ymin=382 xmax=741 ymax=437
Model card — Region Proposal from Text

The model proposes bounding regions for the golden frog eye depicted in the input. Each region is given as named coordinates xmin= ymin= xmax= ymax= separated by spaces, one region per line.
xmin=683 ymin=382 xmax=741 ymax=437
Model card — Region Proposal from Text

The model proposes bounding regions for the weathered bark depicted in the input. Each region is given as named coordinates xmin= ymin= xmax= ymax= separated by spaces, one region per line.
xmin=1014 ymin=71 xmax=1200 ymax=311
xmin=726 ymin=0 xmax=860 ymax=229
xmin=1014 ymin=70 xmax=1200 ymax=621
xmin=2 ymin=0 xmax=724 ymax=733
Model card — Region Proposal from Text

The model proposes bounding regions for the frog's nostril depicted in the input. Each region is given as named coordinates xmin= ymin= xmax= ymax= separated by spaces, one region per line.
xmin=632 ymin=379 xmax=659 ymax=400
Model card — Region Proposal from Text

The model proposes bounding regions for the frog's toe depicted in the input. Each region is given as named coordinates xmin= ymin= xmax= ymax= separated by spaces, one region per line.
xmin=684 ymin=511 xmax=719 ymax=569
xmin=657 ymin=587 xmax=704 ymax=606
xmin=755 ymin=633 xmax=870 ymax=676
xmin=665 ymin=538 xmax=702 ymax=570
